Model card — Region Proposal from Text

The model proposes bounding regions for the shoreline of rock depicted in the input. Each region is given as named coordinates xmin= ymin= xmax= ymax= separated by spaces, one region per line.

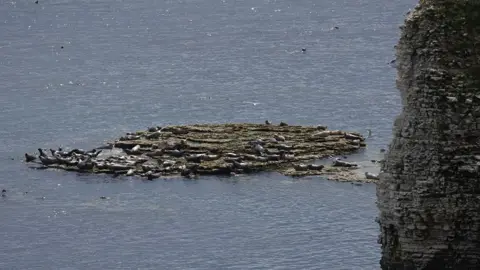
xmin=25 ymin=123 xmax=379 ymax=183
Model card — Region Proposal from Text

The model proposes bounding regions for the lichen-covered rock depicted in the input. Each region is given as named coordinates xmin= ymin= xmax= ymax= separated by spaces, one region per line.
xmin=377 ymin=1 xmax=480 ymax=269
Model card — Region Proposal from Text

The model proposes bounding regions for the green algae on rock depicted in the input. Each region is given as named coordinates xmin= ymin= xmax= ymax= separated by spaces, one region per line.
xmin=28 ymin=123 xmax=370 ymax=181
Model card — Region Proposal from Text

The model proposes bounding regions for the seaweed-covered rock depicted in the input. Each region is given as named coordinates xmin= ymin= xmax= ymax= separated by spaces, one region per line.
xmin=26 ymin=123 xmax=372 ymax=181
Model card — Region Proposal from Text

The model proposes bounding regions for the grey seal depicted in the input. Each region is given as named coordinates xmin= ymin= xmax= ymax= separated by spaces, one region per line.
xmin=25 ymin=153 xmax=36 ymax=162
xmin=365 ymin=172 xmax=379 ymax=180
xmin=332 ymin=158 xmax=358 ymax=167
xmin=273 ymin=134 xmax=285 ymax=141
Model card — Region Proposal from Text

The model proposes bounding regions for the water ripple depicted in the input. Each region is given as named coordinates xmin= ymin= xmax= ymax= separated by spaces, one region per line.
xmin=0 ymin=0 xmax=419 ymax=269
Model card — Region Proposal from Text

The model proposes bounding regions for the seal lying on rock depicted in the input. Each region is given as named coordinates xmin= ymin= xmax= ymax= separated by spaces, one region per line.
xmin=148 ymin=126 xmax=159 ymax=132
xmin=279 ymin=151 xmax=295 ymax=160
xmin=106 ymin=162 xmax=130 ymax=171
xmin=162 ymin=160 xmax=176 ymax=167
xmin=277 ymin=144 xmax=292 ymax=150
xmin=345 ymin=133 xmax=362 ymax=140
xmin=77 ymin=157 xmax=93 ymax=170
xmin=26 ymin=123 xmax=368 ymax=181
xmin=25 ymin=153 xmax=36 ymax=162
xmin=365 ymin=172 xmax=379 ymax=180
xmin=294 ymin=164 xmax=309 ymax=171
xmin=145 ymin=171 xmax=161 ymax=180
xmin=242 ymin=154 xmax=259 ymax=161
xmin=141 ymin=162 xmax=157 ymax=172
xmin=273 ymin=134 xmax=286 ymax=142
xmin=332 ymin=158 xmax=358 ymax=167
xmin=119 ymin=135 xmax=141 ymax=141
xmin=164 ymin=149 xmax=184 ymax=157
xmin=308 ymin=164 xmax=324 ymax=170
xmin=233 ymin=161 xmax=251 ymax=170
xmin=253 ymin=143 xmax=265 ymax=156
xmin=55 ymin=155 xmax=77 ymax=166
xmin=249 ymin=139 xmax=266 ymax=146
xmin=86 ymin=149 xmax=102 ymax=158
xmin=266 ymin=154 xmax=280 ymax=161
xmin=38 ymin=149 xmax=57 ymax=165
xmin=124 ymin=145 xmax=142 ymax=155
xmin=126 ymin=168 xmax=135 ymax=176
xmin=38 ymin=148 xmax=47 ymax=157
xmin=185 ymin=154 xmax=206 ymax=163
xmin=50 ymin=148 xmax=64 ymax=157
xmin=68 ymin=148 xmax=88 ymax=155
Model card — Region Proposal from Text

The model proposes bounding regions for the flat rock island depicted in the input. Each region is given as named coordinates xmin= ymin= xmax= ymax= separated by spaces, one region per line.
xmin=26 ymin=123 xmax=375 ymax=182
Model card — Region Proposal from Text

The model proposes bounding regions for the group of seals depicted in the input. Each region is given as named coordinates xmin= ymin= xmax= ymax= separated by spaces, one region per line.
xmin=25 ymin=148 xmax=102 ymax=168
xmin=23 ymin=123 xmax=371 ymax=181
xmin=265 ymin=120 xmax=288 ymax=127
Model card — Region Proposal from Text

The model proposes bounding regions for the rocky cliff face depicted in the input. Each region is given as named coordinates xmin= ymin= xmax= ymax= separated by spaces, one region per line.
xmin=377 ymin=0 xmax=480 ymax=269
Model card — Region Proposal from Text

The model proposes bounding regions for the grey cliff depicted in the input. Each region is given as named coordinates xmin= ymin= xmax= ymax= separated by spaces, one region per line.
xmin=377 ymin=0 xmax=480 ymax=269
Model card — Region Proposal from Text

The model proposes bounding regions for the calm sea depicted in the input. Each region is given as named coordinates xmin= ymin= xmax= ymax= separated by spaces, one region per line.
xmin=0 ymin=0 xmax=416 ymax=269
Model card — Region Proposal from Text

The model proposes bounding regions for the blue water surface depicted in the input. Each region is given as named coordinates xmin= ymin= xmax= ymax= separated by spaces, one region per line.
xmin=0 ymin=0 xmax=416 ymax=269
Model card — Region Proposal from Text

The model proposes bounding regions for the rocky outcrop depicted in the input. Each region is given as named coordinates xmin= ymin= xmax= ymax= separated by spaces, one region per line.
xmin=377 ymin=0 xmax=480 ymax=269
xmin=26 ymin=123 xmax=373 ymax=182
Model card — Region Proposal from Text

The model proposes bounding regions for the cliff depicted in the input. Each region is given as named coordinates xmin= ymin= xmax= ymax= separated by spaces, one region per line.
xmin=377 ymin=0 xmax=480 ymax=269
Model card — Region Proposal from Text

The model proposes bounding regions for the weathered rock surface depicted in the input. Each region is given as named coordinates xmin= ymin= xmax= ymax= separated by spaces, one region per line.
xmin=377 ymin=1 xmax=480 ymax=269
xmin=26 ymin=123 xmax=374 ymax=182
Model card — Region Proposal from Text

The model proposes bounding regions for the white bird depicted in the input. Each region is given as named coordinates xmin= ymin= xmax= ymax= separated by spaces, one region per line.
xmin=244 ymin=101 xmax=260 ymax=106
